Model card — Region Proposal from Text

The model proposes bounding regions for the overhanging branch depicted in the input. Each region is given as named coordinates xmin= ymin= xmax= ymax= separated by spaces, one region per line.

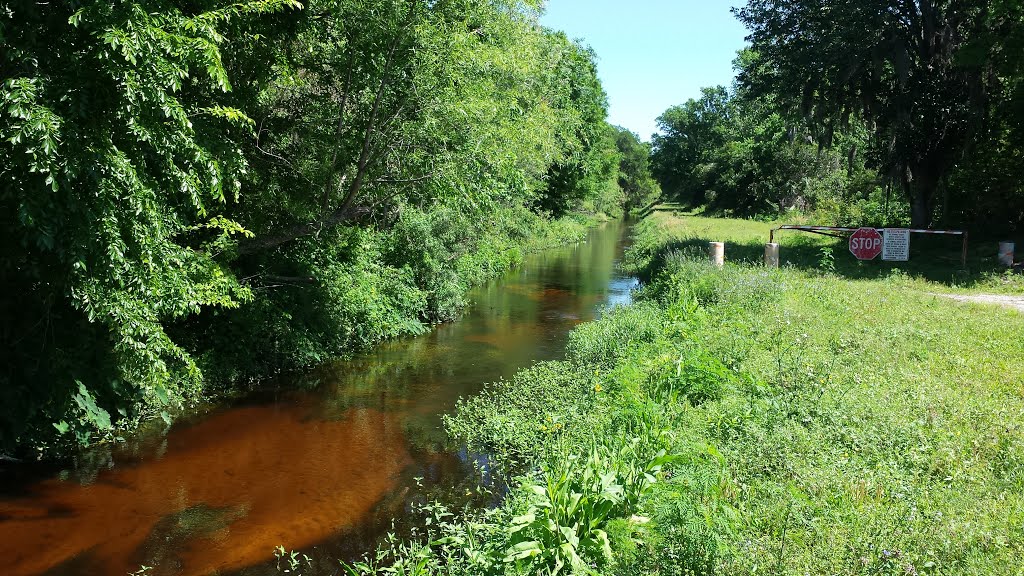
xmin=237 ymin=204 xmax=370 ymax=256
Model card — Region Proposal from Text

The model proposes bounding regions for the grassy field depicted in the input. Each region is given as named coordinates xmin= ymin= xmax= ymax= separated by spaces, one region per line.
xmin=615 ymin=211 xmax=1024 ymax=574
xmin=327 ymin=211 xmax=1024 ymax=576
xmin=629 ymin=207 xmax=1024 ymax=294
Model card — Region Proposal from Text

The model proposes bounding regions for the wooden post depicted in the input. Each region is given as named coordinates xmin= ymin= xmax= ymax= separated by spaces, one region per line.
xmin=709 ymin=242 xmax=724 ymax=267
xmin=765 ymin=243 xmax=780 ymax=268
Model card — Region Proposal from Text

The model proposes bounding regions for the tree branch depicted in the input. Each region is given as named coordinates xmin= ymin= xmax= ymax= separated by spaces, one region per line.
xmin=322 ymin=42 xmax=357 ymax=214
xmin=254 ymin=120 xmax=314 ymax=186
xmin=253 ymin=275 xmax=318 ymax=285
xmin=372 ymin=173 xmax=435 ymax=186
xmin=236 ymin=203 xmax=371 ymax=256
xmin=238 ymin=2 xmax=420 ymax=258
xmin=337 ymin=28 xmax=404 ymax=218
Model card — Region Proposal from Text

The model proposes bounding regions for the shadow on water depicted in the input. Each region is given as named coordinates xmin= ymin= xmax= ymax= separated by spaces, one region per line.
xmin=0 ymin=220 xmax=638 ymax=576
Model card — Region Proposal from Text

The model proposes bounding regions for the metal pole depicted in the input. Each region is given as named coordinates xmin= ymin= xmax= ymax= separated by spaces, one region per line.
xmin=998 ymin=240 xmax=1015 ymax=268
xmin=962 ymin=231 xmax=969 ymax=270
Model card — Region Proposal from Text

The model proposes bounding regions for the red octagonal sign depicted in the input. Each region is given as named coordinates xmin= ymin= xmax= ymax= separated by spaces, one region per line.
xmin=849 ymin=227 xmax=883 ymax=260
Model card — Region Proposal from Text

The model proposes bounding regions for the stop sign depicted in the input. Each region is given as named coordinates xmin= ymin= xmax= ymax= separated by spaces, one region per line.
xmin=849 ymin=227 xmax=883 ymax=260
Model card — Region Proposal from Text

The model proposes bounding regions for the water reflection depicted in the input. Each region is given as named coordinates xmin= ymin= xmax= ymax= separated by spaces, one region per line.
xmin=0 ymin=403 xmax=410 ymax=576
xmin=0 ymin=221 xmax=636 ymax=576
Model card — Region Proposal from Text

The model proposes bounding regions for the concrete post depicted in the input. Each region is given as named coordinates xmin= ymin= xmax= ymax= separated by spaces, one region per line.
xmin=765 ymin=242 xmax=780 ymax=268
xmin=709 ymin=242 xmax=724 ymax=268
xmin=998 ymin=242 xmax=1015 ymax=267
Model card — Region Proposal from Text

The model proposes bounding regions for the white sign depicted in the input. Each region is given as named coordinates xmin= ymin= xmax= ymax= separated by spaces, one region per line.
xmin=882 ymin=228 xmax=910 ymax=261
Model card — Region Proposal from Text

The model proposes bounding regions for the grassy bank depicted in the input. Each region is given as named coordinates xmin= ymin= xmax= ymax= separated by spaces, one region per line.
xmin=628 ymin=208 xmax=1024 ymax=294
xmin=324 ymin=210 xmax=1023 ymax=576
xmin=615 ymin=212 xmax=1024 ymax=573
xmin=193 ymin=208 xmax=607 ymax=388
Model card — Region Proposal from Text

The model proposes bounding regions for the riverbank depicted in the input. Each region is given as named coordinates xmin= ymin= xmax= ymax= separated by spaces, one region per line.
xmin=7 ymin=208 xmax=610 ymax=460
xmin=343 ymin=211 xmax=1024 ymax=575
xmin=0 ymin=219 xmax=640 ymax=576
xmin=196 ymin=208 xmax=611 ymax=388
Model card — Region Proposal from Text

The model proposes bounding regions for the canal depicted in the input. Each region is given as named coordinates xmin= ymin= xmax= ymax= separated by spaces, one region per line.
xmin=0 ymin=220 xmax=637 ymax=576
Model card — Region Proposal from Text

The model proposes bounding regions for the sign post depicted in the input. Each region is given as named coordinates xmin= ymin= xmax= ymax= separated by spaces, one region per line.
xmin=849 ymin=227 xmax=883 ymax=260
xmin=882 ymin=229 xmax=910 ymax=261
xmin=770 ymin=225 xmax=968 ymax=268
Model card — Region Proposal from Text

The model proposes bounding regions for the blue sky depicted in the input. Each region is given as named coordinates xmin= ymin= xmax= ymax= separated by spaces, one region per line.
xmin=540 ymin=1 xmax=749 ymax=141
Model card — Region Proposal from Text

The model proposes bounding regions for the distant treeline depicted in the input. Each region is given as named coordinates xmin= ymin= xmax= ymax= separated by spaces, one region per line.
xmin=0 ymin=0 xmax=659 ymax=456
xmin=652 ymin=1 xmax=1024 ymax=233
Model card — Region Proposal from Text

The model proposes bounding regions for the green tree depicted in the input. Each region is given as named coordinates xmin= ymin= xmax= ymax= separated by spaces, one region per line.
xmin=0 ymin=0 xmax=625 ymax=456
xmin=175 ymin=1 xmax=624 ymax=387
xmin=533 ymin=33 xmax=618 ymax=216
xmin=610 ymin=126 xmax=660 ymax=211
xmin=943 ymin=0 xmax=1024 ymax=233
xmin=651 ymin=52 xmax=877 ymax=220
xmin=735 ymin=0 xmax=1003 ymax=227
xmin=651 ymin=86 xmax=731 ymax=206
xmin=0 ymin=0 xmax=298 ymax=452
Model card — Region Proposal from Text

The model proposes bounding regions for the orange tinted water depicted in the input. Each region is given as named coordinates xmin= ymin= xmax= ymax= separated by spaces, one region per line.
xmin=0 ymin=221 xmax=635 ymax=576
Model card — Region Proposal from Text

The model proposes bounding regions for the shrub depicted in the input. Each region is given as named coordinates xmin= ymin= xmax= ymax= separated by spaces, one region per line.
xmin=651 ymin=348 xmax=733 ymax=405
xmin=643 ymin=257 xmax=783 ymax=312
xmin=647 ymin=497 xmax=717 ymax=576
xmin=445 ymin=361 xmax=602 ymax=468
xmin=566 ymin=304 xmax=664 ymax=369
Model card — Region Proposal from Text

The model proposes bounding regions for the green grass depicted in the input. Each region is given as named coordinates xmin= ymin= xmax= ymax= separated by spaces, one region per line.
xmin=622 ymin=212 xmax=1024 ymax=574
xmin=317 ymin=211 xmax=1024 ymax=576
xmin=628 ymin=209 xmax=1024 ymax=294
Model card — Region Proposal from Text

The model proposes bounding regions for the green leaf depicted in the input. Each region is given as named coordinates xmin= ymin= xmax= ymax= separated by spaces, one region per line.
xmin=511 ymin=512 xmax=535 ymax=525
xmin=503 ymin=540 xmax=541 ymax=562
xmin=154 ymin=386 xmax=170 ymax=405
xmin=73 ymin=382 xmax=111 ymax=430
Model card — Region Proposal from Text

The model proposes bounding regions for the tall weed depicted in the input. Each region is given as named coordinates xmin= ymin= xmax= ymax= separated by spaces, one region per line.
xmin=566 ymin=304 xmax=663 ymax=369
xmin=444 ymin=361 xmax=603 ymax=469
xmin=506 ymin=436 xmax=675 ymax=575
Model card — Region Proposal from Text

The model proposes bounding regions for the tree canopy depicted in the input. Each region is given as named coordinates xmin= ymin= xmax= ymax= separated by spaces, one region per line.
xmin=734 ymin=0 xmax=1024 ymax=228
xmin=0 ymin=0 xmax=634 ymax=455
xmin=653 ymin=1 xmax=1024 ymax=232
xmin=2 ymin=0 xmax=298 ymax=450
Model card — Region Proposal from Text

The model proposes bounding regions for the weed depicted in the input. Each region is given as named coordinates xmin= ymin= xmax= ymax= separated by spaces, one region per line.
xmin=817 ymin=245 xmax=836 ymax=274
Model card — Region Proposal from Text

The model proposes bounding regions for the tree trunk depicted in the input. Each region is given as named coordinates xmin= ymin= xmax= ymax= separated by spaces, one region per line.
xmin=910 ymin=194 xmax=932 ymax=229
xmin=237 ymin=17 xmax=411 ymax=259
xmin=909 ymin=155 xmax=942 ymax=228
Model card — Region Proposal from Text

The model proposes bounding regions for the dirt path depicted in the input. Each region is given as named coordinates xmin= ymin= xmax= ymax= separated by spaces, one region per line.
xmin=937 ymin=293 xmax=1024 ymax=313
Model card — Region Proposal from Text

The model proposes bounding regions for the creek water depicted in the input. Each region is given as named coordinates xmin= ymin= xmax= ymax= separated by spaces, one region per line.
xmin=0 ymin=220 xmax=637 ymax=576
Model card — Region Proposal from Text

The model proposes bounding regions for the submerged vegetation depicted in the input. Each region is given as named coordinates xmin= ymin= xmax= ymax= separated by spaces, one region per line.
xmin=0 ymin=1 xmax=658 ymax=456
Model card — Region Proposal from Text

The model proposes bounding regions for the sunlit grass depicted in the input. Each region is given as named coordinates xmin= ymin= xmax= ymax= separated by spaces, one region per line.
xmin=624 ymin=212 xmax=1024 ymax=574
xmin=632 ymin=207 xmax=1024 ymax=294
xmin=322 ymin=212 xmax=1024 ymax=576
